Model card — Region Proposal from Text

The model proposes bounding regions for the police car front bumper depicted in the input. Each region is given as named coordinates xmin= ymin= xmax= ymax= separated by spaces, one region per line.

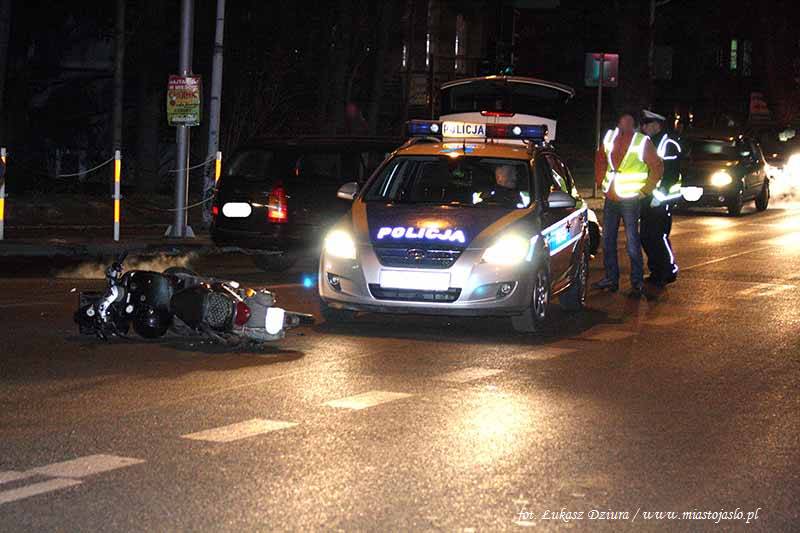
xmin=318 ymin=244 xmax=535 ymax=316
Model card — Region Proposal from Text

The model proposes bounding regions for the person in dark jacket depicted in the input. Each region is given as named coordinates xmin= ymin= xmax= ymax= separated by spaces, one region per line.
xmin=640 ymin=109 xmax=681 ymax=286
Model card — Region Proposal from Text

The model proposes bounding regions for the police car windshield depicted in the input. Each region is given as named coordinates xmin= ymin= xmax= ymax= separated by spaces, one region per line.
xmin=363 ymin=155 xmax=532 ymax=209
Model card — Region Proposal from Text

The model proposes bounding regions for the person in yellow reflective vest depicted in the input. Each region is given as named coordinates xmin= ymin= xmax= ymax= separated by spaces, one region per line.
xmin=592 ymin=111 xmax=663 ymax=297
xmin=640 ymin=109 xmax=681 ymax=286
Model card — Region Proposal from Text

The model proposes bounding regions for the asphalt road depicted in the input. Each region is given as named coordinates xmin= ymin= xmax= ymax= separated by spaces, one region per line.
xmin=1 ymin=202 xmax=798 ymax=531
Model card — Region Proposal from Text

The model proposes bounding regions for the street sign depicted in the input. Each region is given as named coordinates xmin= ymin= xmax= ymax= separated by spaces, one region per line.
xmin=584 ymin=53 xmax=619 ymax=88
xmin=749 ymin=92 xmax=772 ymax=124
xmin=167 ymin=75 xmax=202 ymax=127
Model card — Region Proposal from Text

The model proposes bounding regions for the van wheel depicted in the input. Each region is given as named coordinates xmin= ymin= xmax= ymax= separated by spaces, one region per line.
xmin=755 ymin=181 xmax=770 ymax=211
xmin=511 ymin=268 xmax=550 ymax=333
xmin=560 ymin=246 xmax=589 ymax=312
xmin=319 ymin=299 xmax=356 ymax=323
xmin=253 ymin=252 xmax=297 ymax=272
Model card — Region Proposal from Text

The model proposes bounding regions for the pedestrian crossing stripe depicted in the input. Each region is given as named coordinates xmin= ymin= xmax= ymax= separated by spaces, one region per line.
xmin=324 ymin=390 xmax=413 ymax=410
xmin=182 ymin=419 xmax=298 ymax=442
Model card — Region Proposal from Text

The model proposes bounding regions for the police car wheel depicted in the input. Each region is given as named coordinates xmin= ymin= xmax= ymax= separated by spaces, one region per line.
xmin=252 ymin=252 xmax=297 ymax=272
xmin=587 ymin=221 xmax=601 ymax=258
xmin=511 ymin=268 xmax=550 ymax=333
xmin=560 ymin=247 xmax=589 ymax=312
xmin=319 ymin=299 xmax=356 ymax=323
xmin=755 ymin=181 xmax=770 ymax=211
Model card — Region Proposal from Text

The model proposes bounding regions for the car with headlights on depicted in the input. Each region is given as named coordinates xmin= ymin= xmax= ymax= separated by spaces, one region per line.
xmin=678 ymin=134 xmax=770 ymax=216
xmin=318 ymin=120 xmax=590 ymax=333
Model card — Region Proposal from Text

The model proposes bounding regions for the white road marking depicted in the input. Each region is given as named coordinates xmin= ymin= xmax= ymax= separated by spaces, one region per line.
xmin=515 ymin=347 xmax=577 ymax=360
xmin=30 ymin=454 xmax=144 ymax=479
xmin=324 ymin=390 xmax=413 ymax=410
xmin=0 ymin=471 xmax=34 ymax=485
xmin=182 ymin=418 xmax=298 ymax=442
xmin=437 ymin=367 xmax=504 ymax=383
xmin=681 ymin=245 xmax=773 ymax=272
xmin=0 ymin=478 xmax=82 ymax=505
xmin=735 ymin=283 xmax=794 ymax=298
xmin=581 ymin=330 xmax=636 ymax=342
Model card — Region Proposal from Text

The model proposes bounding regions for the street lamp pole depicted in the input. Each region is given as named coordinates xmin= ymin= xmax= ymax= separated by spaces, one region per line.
xmin=169 ymin=0 xmax=195 ymax=238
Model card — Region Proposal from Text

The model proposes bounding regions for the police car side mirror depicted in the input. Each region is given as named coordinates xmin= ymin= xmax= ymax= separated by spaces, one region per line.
xmin=547 ymin=191 xmax=576 ymax=209
xmin=337 ymin=182 xmax=359 ymax=201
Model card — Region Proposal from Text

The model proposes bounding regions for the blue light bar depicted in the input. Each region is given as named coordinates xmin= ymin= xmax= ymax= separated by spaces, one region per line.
xmin=406 ymin=120 xmax=442 ymax=137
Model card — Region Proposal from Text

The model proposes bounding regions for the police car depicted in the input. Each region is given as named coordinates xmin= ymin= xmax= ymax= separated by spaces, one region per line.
xmin=318 ymin=120 xmax=590 ymax=332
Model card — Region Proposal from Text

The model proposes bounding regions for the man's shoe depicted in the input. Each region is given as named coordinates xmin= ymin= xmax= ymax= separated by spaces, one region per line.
xmin=627 ymin=284 xmax=644 ymax=298
xmin=591 ymin=279 xmax=619 ymax=292
xmin=662 ymin=275 xmax=677 ymax=285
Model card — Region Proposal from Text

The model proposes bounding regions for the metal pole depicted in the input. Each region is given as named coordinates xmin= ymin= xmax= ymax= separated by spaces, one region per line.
xmin=112 ymin=0 xmax=125 ymax=154
xmin=113 ymin=150 xmax=121 ymax=241
xmin=593 ymin=53 xmax=605 ymax=199
xmin=170 ymin=0 xmax=194 ymax=238
xmin=202 ymin=0 xmax=225 ymax=227
xmin=0 ymin=147 xmax=6 ymax=240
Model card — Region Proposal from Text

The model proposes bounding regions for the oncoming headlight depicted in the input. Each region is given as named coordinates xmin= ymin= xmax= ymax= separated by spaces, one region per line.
xmin=786 ymin=153 xmax=800 ymax=175
xmin=482 ymin=234 xmax=530 ymax=265
xmin=324 ymin=229 xmax=356 ymax=260
xmin=710 ymin=171 xmax=733 ymax=187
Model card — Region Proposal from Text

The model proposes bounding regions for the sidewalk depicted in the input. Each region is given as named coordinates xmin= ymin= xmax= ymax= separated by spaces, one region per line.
xmin=0 ymin=225 xmax=224 ymax=259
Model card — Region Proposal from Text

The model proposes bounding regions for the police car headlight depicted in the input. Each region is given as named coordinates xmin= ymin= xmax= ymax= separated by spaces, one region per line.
xmin=482 ymin=234 xmax=530 ymax=265
xmin=711 ymin=171 xmax=733 ymax=187
xmin=324 ymin=230 xmax=357 ymax=260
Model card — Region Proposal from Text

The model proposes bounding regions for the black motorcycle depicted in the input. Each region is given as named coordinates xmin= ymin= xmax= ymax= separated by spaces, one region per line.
xmin=74 ymin=253 xmax=314 ymax=344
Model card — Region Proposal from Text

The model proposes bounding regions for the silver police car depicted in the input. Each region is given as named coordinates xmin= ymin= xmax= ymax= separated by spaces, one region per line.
xmin=318 ymin=120 xmax=589 ymax=332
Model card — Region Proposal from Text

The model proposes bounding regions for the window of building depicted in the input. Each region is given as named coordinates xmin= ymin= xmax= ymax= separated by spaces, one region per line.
xmin=742 ymin=40 xmax=752 ymax=77
xmin=454 ymin=14 xmax=466 ymax=73
xmin=730 ymin=39 xmax=738 ymax=71
xmin=425 ymin=32 xmax=431 ymax=69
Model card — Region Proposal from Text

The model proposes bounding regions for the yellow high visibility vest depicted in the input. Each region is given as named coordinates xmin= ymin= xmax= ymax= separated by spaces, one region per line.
xmin=601 ymin=129 xmax=649 ymax=199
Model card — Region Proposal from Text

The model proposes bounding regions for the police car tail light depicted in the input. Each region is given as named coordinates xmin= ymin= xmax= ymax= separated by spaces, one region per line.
xmin=485 ymin=123 xmax=547 ymax=141
xmin=480 ymin=111 xmax=515 ymax=117
xmin=211 ymin=205 xmax=219 ymax=218
xmin=267 ymin=185 xmax=288 ymax=223
xmin=406 ymin=120 xmax=442 ymax=137
xmin=482 ymin=234 xmax=530 ymax=265
xmin=324 ymin=229 xmax=357 ymax=260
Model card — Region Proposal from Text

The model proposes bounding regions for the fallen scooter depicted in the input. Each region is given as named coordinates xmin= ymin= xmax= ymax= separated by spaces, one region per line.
xmin=74 ymin=253 xmax=314 ymax=345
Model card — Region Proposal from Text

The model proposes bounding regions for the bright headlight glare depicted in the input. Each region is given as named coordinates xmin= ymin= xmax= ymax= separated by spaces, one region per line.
xmin=711 ymin=171 xmax=733 ymax=187
xmin=482 ymin=234 xmax=530 ymax=265
xmin=787 ymin=153 xmax=800 ymax=169
xmin=324 ymin=230 xmax=356 ymax=260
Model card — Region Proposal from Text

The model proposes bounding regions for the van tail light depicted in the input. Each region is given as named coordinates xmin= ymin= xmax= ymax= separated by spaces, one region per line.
xmin=267 ymin=184 xmax=288 ymax=223
xmin=481 ymin=110 xmax=515 ymax=117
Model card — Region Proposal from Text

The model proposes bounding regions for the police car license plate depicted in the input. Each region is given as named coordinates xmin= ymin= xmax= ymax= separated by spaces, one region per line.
xmin=379 ymin=270 xmax=450 ymax=291
xmin=442 ymin=121 xmax=486 ymax=138
xmin=222 ymin=202 xmax=252 ymax=218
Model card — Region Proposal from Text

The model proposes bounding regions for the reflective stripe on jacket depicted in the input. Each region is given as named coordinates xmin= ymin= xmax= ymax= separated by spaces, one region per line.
xmin=601 ymin=128 xmax=650 ymax=199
